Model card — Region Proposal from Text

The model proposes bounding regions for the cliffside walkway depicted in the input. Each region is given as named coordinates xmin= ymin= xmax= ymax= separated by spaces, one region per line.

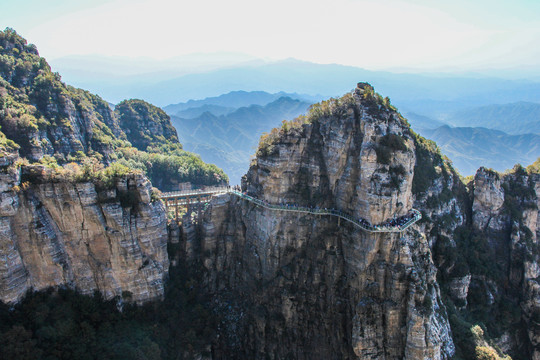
xmin=161 ymin=187 xmax=422 ymax=233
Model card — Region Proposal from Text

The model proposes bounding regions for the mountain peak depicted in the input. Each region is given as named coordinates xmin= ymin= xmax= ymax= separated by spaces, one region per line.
xmin=356 ymin=82 xmax=374 ymax=92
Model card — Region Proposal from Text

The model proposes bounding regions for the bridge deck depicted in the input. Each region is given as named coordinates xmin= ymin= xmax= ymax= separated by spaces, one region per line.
xmin=161 ymin=186 xmax=229 ymax=199
xmin=161 ymin=187 xmax=421 ymax=233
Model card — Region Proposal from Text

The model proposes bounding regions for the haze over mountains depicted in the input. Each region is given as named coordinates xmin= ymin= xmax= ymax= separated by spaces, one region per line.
xmin=49 ymin=54 xmax=540 ymax=181
xmin=163 ymin=89 xmax=540 ymax=182
xmin=440 ymin=101 xmax=540 ymax=135
xmin=421 ymin=126 xmax=540 ymax=175
xmin=169 ymin=95 xmax=312 ymax=184
xmin=164 ymin=90 xmax=321 ymax=117
xmin=50 ymin=55 xmax=540 ymax=108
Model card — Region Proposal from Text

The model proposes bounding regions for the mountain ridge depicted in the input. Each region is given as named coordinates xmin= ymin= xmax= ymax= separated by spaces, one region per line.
xmin=171 ymin=96 xmax=312 ymax=184
xmin=163 ymin=90 xmax=320 ymax=115
xmin=422 ymin=125 xmax=540 ymax=175
xmin=441 ymin=101 xmax=540 ymax=134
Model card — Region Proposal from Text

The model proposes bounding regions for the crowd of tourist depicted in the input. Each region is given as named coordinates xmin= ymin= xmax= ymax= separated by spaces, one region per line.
xmin=227 ymin=188 xmax=420 ymax=232
xmin=378 ymin=212 xmax=419 ymax=230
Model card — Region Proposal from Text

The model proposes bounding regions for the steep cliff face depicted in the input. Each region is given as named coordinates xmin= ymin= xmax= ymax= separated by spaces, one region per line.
xmin=0 ymin=154 xmax=169 ymax=304
xmin=245 ymin=84 xmax=415 ymax=224
xmin=471 ymin=167 xmax=539 ymax=358
xmin=191 ymin=84 xmax=454 ymax=359
xmin=424 ymin=161 xmax=540 ymax=359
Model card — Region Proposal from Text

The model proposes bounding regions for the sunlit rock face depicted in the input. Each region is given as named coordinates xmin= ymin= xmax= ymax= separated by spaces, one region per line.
xmin=0 ymin=155 xmax=169 ymax=304
xmin=472 ymin=167 xmax=507 ymax=231
xmin=244 ymin=83 xmax=415 ymax=225
xmin=193 ymin=84 xmax=455 ymax=359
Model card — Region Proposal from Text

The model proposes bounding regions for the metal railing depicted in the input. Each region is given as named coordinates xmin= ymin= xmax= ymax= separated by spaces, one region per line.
xmin=161 ymin=186 xmax=229 ymax=199
xmin=228 ymin=190 xmax=421 ymax=233
xmin=160 ymin=187 xmax=421 ymax=233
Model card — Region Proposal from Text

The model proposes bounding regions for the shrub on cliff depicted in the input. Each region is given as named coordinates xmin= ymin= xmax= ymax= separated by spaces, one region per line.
xmin=526 ymin=156 xmax=540 ymax=174
xmin=375 ymin=133 xmax=408 ymax=165
xmin=411 ymin=132 xmax=452 ymax=195
xmin=0 ymin=129 xmax=19 ymax=153
xmin=19 ymin=158 xmax=142 ymax=190
xmin=256 ymin=92 xmax=357 ymax=157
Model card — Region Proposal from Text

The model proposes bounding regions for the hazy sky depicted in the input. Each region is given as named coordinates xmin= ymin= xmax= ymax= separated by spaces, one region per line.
xmin=2 ymin=0 xmax=540 ymax=73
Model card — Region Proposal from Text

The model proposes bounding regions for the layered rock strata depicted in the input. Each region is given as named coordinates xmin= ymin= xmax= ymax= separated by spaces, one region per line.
xmin=0 ymin=156 xmax=169 ymax=304
xmin=192 ymin=84 xmax=455 ymax=359
xmin=472 ymin=167 xmax=540 ymax=359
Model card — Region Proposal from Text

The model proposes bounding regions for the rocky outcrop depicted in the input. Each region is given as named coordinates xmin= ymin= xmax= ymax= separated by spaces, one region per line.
xmin=427 ymin=161 xmax=539 ymax=359
xmin=447 ymin=275 xmax=472 ymax=307
xmin=0 ymin=154 xmax=169 ymax=304
xmin=0 ymin=30 xmax=122 ymax=163
xmin=188 ymin=84 xmax=540 ymax=359
xmin=190 ymin=84 xmax=455 ymax=359
xmin=470 ymin=167 xmax=540 ymax=359
xmin=245 ymin=85 xmax=415 ymax=225
xmin=472 ymin=167 xmax=506 ymax=231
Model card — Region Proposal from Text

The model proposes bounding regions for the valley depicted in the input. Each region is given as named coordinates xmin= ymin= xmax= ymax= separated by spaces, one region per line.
xmin=0 ymin=27 xmax=539 ymax=360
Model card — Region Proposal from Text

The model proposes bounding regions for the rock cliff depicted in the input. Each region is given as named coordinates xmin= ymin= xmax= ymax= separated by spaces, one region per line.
xmin=0 ymin=154 xmax=169 ymax=304
xmin=179 ymin=84 xmax=540 ymax=359
xmin=465 ymin=167 xmax=539 ymax=359
xmin=188 ymin=84 xmax=455 ymax=359
xmin=0 ymin=28 xmax=229 ymax=306
xmin=422 ymin=158 xmax=539 ymax=360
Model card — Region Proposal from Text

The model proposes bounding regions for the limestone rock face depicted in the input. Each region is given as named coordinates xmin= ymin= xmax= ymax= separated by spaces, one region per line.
xmin=469 ymin=168 xmax=540 ymax=358
xmin=195 ymin=84 xmax=454 ymax=359
xmin=447 ymin=275 xmax=472 ymax=307
xmin=473 ymin=168 xmax=506 ymax=231
xmin=0 ymin=155 xmax=169 ymax=304
xmin=245 ymin=85 xmax=415 ymax=225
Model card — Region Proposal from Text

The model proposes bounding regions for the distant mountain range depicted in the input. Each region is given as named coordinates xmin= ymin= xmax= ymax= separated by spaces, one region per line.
xmin=50 ymin=56 xmax=540 ymax=112
xmin=49 ymin=53 xmax=540 ymax=179
xmin=421 ymin=125 xmax=540 ymax=175
xmin=165 ymin=89 xmax=540 ymax=180
xmin=163 ymin=90 xmax=321 ymax=117
xmin=170 ymin=96 xmax=312 ymax=184
xmin=173 ymin=104 xmax=236 ymax=118
xmin=402 ymin=112 xmax=446 ymax=130
xmin=439 ymin=101 xmax=540 ymax=135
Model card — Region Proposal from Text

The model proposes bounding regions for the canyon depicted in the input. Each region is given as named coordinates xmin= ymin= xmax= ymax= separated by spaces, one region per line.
xmin=1 ymin=28 xmax=539 ymax=359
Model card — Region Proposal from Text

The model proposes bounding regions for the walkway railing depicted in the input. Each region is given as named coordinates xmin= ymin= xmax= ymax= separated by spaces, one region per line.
xmin=228 ymin=190 xmax=421 ymax=233
xmin=161 ymin=187 xmax=421 ymax=233
xmin=161 ymin=186 xmax=229 ymax=199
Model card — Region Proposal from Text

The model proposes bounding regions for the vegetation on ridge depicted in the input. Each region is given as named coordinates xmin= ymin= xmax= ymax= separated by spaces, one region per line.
xmin=115 ymin=99 xmax=181 ymax=152
xmin=0 ymin=28 xmax=227 ymax=190
xmin=256 ymin=84 xmax=399 ymax=157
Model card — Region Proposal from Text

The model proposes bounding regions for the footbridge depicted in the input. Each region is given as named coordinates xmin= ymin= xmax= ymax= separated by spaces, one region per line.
xmin=161 ymin=186 xmax=228 ymax=220
xmin=160 ymin=187 xmax=422 ymax=233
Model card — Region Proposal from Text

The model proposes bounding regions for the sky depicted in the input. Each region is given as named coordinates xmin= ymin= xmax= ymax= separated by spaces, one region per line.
xmin=1 ymin=0 xmax=540 ymax=74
